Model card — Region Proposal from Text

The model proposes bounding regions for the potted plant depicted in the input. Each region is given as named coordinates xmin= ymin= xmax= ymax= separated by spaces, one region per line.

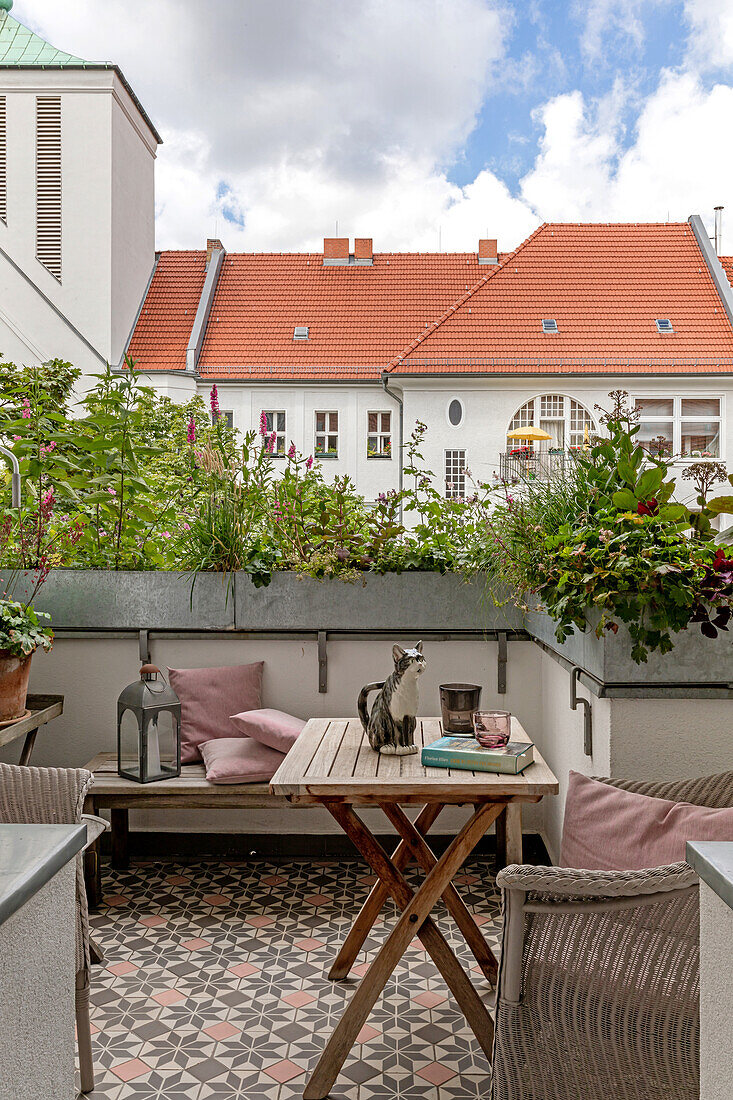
xmin=0 ymin=598 xmax=53 ymax=721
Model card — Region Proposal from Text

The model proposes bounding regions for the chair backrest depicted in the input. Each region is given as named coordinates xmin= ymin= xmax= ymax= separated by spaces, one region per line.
xmin=0 ymin=762 xmax=93 ymax=973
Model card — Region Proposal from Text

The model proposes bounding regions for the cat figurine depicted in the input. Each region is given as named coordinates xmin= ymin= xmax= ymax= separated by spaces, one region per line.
xmin=358 ymin=641 xmax=426 ymax=755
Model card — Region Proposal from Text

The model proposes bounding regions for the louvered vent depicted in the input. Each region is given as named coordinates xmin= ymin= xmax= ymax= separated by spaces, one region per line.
xmin=0 ymin=97 xmax=6 ymax=225
xmin=36 ymin=96 xmax=62 ymax=280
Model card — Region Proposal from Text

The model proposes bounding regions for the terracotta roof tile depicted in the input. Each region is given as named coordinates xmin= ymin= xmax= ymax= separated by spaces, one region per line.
xmin=390 ymin=223 xmax=733 ymax=375
xmin=127 ymin=251 xmax=207 ymax=372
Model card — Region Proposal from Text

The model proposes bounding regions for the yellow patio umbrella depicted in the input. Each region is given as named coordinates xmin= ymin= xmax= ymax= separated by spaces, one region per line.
xmin=506 ymin=426 xmax=554 ymax=442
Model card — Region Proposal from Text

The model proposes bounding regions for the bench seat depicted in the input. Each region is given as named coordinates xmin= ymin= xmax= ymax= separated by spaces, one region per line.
xmin=82 ymin=752 xmax=293 ymax=905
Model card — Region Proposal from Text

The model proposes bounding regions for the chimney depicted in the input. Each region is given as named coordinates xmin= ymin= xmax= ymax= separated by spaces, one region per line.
xmin=323 ymin=237 xmax=349 ymax=266
xmin=714 ymin=206 xmax=723 ymax=255
xmin=354 ymin=238 xmax=373 ymax=265
xmin=478 ymin=238 xmax=498 ymax=265
xmin=206 ymin=238 xmax=224 ymax=265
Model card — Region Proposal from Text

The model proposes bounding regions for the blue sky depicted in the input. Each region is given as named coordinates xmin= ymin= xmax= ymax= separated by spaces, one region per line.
xmin=452 ymin=1 xmax=689 ymax=191
xmin=20 ymin=0 xmax=733 ymax=252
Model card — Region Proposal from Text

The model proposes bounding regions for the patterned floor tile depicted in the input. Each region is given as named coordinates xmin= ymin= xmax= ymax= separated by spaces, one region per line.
xmin=83 ymin=857 xmax=500 ymax=1099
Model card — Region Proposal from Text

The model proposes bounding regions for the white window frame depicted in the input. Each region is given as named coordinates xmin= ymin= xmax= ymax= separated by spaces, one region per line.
xmin=633 ymin=395 xmax=724 ymax=460
xmin=367 ymin=411 xmax=392 ymax=458
xmin=262 ymin=410 xmax=287 ymax=456
xmin=445 ymin=449 xmax=466 ymax=500
xmin=315 ymin=410 xmax=339 ymax=458
xmin=506 ymin=393 xmax=596 ymax=451
xmin=211 ymin=409 xmax=234 ymax=430
xmin=446 ymin=398 xmax=465 ymax=428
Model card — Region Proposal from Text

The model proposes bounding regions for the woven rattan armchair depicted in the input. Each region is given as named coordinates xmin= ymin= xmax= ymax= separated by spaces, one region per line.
xmin=491 ymin=771 xmax=733 ymax=1100
xmin=0 ymin=762 xmax=106 ymax=1094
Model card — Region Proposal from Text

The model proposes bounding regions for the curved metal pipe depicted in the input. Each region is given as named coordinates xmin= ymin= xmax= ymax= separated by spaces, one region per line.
xmin=0 ymin=444 xmax=21 ymax=509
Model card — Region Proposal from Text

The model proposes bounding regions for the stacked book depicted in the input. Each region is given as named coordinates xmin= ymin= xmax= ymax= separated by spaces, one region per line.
xmin=421 ymin=736 xmax=534 ymax=774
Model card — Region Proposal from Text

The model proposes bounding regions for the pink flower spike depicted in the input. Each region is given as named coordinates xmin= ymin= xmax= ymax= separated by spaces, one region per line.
xmin=210 ymin=385 xmax=220 ymax=415
xmin=187 ymin=416 xmax=196 ymax=444
xmin=259 ymin=410 xmax=268 ymax=436
xmin=288 ymin=442 xmax=296 ymax=459
xmin=306 ymin=456 xmax=314 ymax=471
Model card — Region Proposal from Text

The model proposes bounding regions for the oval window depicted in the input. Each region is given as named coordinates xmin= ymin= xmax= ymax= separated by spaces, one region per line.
xmin=448 ymin=399 xmax=463 ymax=426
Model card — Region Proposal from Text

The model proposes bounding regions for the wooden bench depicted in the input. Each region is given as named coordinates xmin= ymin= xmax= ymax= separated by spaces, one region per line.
xmin=82 ymin=752 xmax=292 ymax=906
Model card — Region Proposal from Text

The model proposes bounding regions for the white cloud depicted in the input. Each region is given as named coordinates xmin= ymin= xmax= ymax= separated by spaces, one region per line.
xmin=684 ymin=0 xmax=733 ymax=70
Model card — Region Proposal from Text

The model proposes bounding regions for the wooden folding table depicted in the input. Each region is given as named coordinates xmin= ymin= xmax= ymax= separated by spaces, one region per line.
xmin=270 ymin=715 xmax=558 ymax=1099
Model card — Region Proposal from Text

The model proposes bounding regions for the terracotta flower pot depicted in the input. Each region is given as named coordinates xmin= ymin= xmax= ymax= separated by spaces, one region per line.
xmin=0 ymin=650 xmax=32 ymax=722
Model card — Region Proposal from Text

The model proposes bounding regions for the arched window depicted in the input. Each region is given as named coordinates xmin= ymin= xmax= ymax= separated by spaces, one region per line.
xmin=506 ymin=394 xmax=595 ymax=450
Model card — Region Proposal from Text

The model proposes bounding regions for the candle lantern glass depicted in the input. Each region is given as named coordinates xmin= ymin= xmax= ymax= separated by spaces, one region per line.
xmin=117 ymin=664 xmax=181 ymax=783
xmin=439 ymin=683 xmax=482 ymax=734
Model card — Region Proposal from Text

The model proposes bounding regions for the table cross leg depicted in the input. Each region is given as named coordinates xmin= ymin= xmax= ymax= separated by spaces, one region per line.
xmin=381 ymin=802 xmax=498 ymax=983
xmin=327 ymin=802 xmax=444 ymax=981
xmin=304 ymin=800 xmax=501 ymax=1100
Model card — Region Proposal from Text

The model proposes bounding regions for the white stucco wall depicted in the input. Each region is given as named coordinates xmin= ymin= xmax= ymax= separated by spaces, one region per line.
xmin=0 ymin=861 xmax=77 ymax=1100
xmin=397 ymin=375 xmax=733 ymax=498
xmin=699 ymin=883 xmax=733 ymax=1100
xmin=0 ymin=68 xmax=156 ymax=374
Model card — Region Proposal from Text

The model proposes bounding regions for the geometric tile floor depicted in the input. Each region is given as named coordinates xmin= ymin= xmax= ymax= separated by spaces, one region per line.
xmin=83 ymin=858 xmax=501 ymax=1099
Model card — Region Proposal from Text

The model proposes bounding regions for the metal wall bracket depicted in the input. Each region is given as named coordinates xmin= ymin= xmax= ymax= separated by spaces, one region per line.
xmin=570 ymin=665 xmax=592 ymax=755
xmin=318 ymin=631 xmax=328 ymax=694
xmin=139 ymin=629 xmax=150 ymax=665
xmin=497 ymin=632 xmax=508 ymax=694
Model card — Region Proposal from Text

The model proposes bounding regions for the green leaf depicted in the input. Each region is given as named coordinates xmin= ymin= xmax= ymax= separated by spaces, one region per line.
xmin=707 ymin=496 xmax=733 ymax=516
xmin=612 ymin=489 xmax=637 ymax=511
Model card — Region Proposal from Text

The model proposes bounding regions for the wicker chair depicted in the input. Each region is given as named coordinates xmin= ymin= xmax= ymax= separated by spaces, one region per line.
xmin=0 ymin=762 xmax=106 ymax=1094
xmin=491 ymin=771 xmax=733 ymax=1100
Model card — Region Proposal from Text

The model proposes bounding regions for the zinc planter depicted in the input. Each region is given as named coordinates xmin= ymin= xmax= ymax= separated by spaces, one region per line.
xmin=526 ymin=606 xmax=733 ymax=687
xmin=0 ymin=650 xmax=32 ymax=722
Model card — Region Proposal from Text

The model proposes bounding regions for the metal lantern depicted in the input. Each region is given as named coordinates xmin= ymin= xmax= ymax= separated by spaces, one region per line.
xmin=117 ymin=664 xmax=181 ymax=783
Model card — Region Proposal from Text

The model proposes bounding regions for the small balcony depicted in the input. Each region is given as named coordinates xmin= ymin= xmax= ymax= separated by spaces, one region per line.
xmin=498 ymin=448 xmax=577 ymax=483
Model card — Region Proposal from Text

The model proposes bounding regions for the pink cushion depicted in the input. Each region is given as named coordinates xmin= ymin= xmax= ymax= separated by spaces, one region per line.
xmin=229 ymin=708 xmax=305 ymax=754
xmin=168 ymin=662 xmax=264 ymax=763
xmin=200 ymin=737 xmax=283 ymax=784
xmin=562 ymin=771 xmax=733 ymax=870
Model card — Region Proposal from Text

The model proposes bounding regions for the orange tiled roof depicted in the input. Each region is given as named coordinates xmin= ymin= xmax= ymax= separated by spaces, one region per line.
xmin=127 ymin=251 xmax=208 ymax=371
xmin=389 ymin=223 xmax=733 ymax=375
xmin=128 ymin=250 xmax=507 ymax=379
xmin=720 ymin=254 xmax=733 ymax=288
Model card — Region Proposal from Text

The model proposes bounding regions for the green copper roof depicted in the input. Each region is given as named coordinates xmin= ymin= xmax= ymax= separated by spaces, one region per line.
xmin=0 ymin=10 xmax=92 ymax=66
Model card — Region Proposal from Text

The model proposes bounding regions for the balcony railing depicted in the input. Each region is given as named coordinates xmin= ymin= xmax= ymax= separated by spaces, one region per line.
xmin=498 ymin=448 xmax=576 ymax=482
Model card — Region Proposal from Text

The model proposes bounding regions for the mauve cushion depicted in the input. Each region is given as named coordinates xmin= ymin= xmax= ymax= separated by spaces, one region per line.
xmin=561 ymin=771 xmax=733 ymax=871
xmin=168 ymin=662 xmax=264 ymax=763
xmin=200 ymin=737 xmax=283 ymax=784
xmin=229 ymin=708 xmax=305 ymax=754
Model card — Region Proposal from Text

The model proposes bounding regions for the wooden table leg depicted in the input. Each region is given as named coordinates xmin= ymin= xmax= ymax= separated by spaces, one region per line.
xmin=17 ymin=726 xmax=39 ymax=766
xmin=328 ymin=802 xmax=443 ymax=980
xmin=382 ymin=802 xmax=498 ymax=983
xmin=110 ymin=808 xmax=129 ymax=870
xmin=304 ymin=801 xmax=501 ymax=1100
xmin=503 ymin=801 xmax=523 ymax=865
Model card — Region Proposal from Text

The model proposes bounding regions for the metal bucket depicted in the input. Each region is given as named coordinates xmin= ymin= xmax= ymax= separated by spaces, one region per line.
xmin=439 ymin=683 xmax=482 ymax=734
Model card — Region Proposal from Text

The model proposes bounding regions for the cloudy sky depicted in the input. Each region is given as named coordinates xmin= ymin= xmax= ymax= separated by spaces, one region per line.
xmin=18 ymin=0 xmax=733 ymax=253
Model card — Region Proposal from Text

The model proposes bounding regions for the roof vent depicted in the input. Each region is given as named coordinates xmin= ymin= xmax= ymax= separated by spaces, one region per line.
xmin=655 ymin=318 xmax=673 ymax=333
xmin=293 ymin=326 xmax=309 ymax=340
xmin=542 ymin=318 xmax=558 ymax=333
xmin=478 ymin=238 xmax=498 ymax=265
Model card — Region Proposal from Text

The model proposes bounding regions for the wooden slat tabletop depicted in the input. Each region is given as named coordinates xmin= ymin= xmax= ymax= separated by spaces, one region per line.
xmin=271 ymin=717 xmax=558 ymax=804
xmin=0 ymin=693 xmax=63 ymax=750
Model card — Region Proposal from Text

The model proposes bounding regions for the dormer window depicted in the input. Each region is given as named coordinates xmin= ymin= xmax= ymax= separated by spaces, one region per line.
xmin=542 ymin=319 xmax=558 ymax=333
xmin=293 ymin=326 xmax=309 ymax=340
xmin=655 ymin=319 xmax=673 ymax=334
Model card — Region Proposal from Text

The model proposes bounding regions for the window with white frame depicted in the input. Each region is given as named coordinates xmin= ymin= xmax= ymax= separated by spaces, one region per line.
xmin=367 ymin=411 xmax=391 ymax=457
xmin=211 ymin=409 xmax=234 ymax=429
xmin=262 ymin=410 xmax=286 ymax=455
xmin=634 ymin=397 xmax=722 ymax=458
xmin=445 ymin=450 xmax=466 ymax=499
xmin=315 ymin=411 xmax=339 ymax=457
xmin=507 ymin=394 xmax=595 ymax=451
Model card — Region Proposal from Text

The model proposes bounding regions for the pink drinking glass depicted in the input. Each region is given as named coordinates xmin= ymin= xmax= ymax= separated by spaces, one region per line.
xmin=473 ymin=710 xmax=511 ymax=748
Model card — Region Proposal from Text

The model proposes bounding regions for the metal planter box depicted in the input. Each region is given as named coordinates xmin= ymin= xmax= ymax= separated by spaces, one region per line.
xmin=526 ymin=606 xmax=733 ymax=688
